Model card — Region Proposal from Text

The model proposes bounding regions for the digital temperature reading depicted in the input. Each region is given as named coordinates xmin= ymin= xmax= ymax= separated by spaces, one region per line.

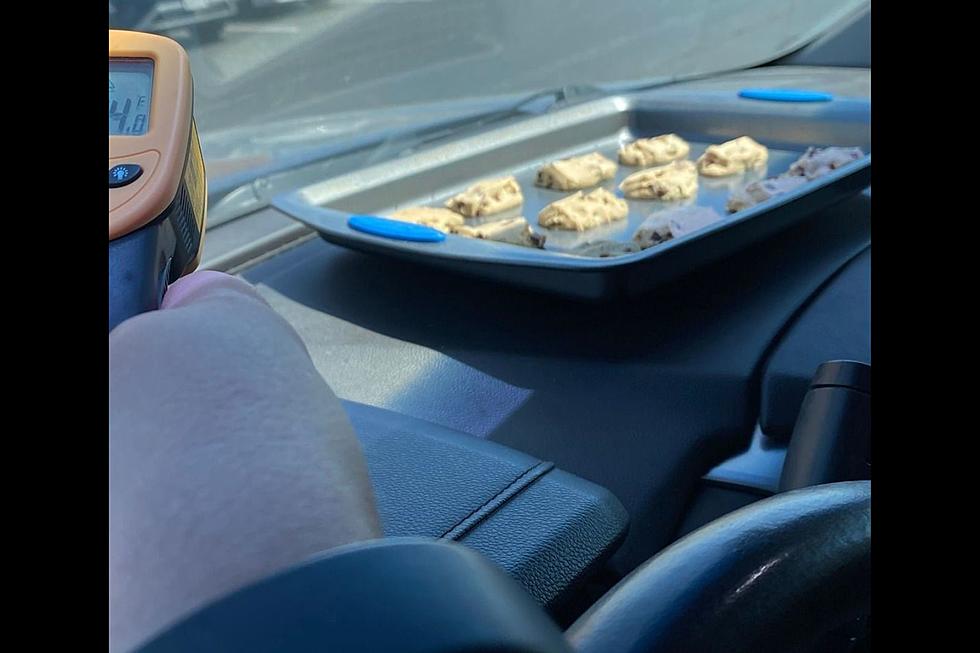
xmin=109 ymin=59 xmax=153 ymax=135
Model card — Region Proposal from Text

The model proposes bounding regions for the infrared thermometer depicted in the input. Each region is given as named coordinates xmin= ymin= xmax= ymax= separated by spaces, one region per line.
xmin=109 ymin=30 xmax=207 ymax=332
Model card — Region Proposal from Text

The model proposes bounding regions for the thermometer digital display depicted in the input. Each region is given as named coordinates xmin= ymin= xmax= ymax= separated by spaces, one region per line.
xmin=109 ymin=59 xmax=153 ymax=135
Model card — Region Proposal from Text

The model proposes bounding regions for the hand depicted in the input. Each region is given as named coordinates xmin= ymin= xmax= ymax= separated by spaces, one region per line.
xmin=110 ymin=271 xmax=382 ymax=652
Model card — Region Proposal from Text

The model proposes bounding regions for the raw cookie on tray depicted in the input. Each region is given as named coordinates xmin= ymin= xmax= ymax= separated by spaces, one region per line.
xmin=726 ymin=145 xmax=866 ymax=212
xmin=619 ymin=160 xmax=698 ymax=200
xmin=633 ymin=205 xmax=723 ymax=249
xmin=535 ymin=152 xmax=618 ymax=190
xmin=618 ymin=133 xmax=690 ymax=167
xmin=452 ymin=216 xmax=546 ymax=249
xmin=787 ymin=146 xmax=865 ymax=180
xmin=538 ymin=188 xmax=629 ymax=231
xmin=726 ymin=175 xmax=808 ymax=212
xmin=696 ymin=136 xmax=768 ymax=177
xmin=445 ymin=176 xmax=524 ymax=217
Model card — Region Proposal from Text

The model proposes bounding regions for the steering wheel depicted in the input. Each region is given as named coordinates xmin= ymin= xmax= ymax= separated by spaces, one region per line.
xmin=139 ymin=481 xmax=869 ymax=653
xmin=567 ymin=480 xmax=870 ymax=653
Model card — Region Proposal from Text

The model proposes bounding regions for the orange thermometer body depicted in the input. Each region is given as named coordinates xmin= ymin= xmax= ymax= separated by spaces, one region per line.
xmin=109 ymin=30 xmax=206 ymax=332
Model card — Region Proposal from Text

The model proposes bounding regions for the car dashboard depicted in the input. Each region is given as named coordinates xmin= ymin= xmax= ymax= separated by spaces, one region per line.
xmin=197 ymin=64 xmax=871 ymax=620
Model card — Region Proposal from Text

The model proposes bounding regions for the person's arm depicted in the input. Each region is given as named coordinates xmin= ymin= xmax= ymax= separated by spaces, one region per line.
xmin=109 ymin=272 xmax=382 ymax=653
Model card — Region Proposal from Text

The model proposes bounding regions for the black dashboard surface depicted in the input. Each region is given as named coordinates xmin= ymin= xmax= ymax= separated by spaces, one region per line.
xmin=233 ymin=67 xmax=871 ymax=575
xmin=760 ymin=248 xmax=871 ymax=440
xmin=240 ymin=197 xmax=869 ymax=575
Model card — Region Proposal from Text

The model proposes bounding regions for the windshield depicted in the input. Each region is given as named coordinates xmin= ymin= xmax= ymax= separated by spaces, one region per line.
xmin=110 ymin=0 xmax=868 ymax=221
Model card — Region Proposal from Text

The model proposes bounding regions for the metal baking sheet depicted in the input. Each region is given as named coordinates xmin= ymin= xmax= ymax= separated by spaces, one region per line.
xmin=273 ymin=90 xmax=870 ymax=299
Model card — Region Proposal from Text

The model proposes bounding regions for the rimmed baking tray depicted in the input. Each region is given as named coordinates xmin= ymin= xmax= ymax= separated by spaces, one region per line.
xmin=273 ymin=90 xmax=870 ymax=299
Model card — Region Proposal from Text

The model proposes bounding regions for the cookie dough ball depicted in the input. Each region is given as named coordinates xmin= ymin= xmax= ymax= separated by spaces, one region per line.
xmin=619 ymin=134 xmax=690 ymax=167
xmin=445 ymin=176 xmax=523 ymax=217
xmin=696 ymin=136 xmax=769 ymax=177
xmin=535 ymin=152 xmax=618 ymax=190
xmin=619 ymin=160 xmax=698 ymax=200
xmin=538 ymin=188 xmax=629 ymax=231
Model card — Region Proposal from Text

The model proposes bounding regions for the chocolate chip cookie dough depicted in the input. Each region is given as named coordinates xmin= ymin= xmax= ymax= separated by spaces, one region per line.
xmin=445 ymin=176 xmax=523 ymax=217
xmin=452 ymin=216 xmax=546 ymax=248
xmin=726 ymin=146 xmax=866 ymax=212
xmin=726 ymin=175 xmax=807 ymax=212
xmin=696 ymin=136 xmax=768 ymax=177
xmin=535 ymin=152 xmax=617 ymax=190
xmin=633 ymin=205 xmax=722 ymax=249
xmin=619 ymin=160 xmax=698 ymax=200
xmin=619 ymin=133 xmax=690 ymax=167
xmin=538 ymin=188 xmax=629 ymax=231
xmin=787 ymin=146 xmax=864 ymax=179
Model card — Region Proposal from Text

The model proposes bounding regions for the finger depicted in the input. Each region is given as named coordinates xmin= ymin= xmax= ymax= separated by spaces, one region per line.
xmin=161 ymin=269 xmax=269 ymax=310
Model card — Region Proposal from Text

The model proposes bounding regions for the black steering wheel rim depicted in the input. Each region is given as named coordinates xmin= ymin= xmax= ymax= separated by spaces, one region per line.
xmin=567 ymin=481 xmax=871 ymax=653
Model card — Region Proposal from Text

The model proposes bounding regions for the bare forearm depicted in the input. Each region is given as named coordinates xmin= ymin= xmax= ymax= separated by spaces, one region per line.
xmin=109 ymin=274 xmax=381 ymax=652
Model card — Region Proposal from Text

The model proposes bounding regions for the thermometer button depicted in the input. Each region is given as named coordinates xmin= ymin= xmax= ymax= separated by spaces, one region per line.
xmin=109 ymin=164 xmax=143 ymax=189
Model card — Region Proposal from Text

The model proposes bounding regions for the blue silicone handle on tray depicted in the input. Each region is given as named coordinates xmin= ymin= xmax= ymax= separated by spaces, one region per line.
xmin=348 ymin=215 xmax=446 ymax=243
xmin=738 ymin=88 xmax=833 ymax=103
